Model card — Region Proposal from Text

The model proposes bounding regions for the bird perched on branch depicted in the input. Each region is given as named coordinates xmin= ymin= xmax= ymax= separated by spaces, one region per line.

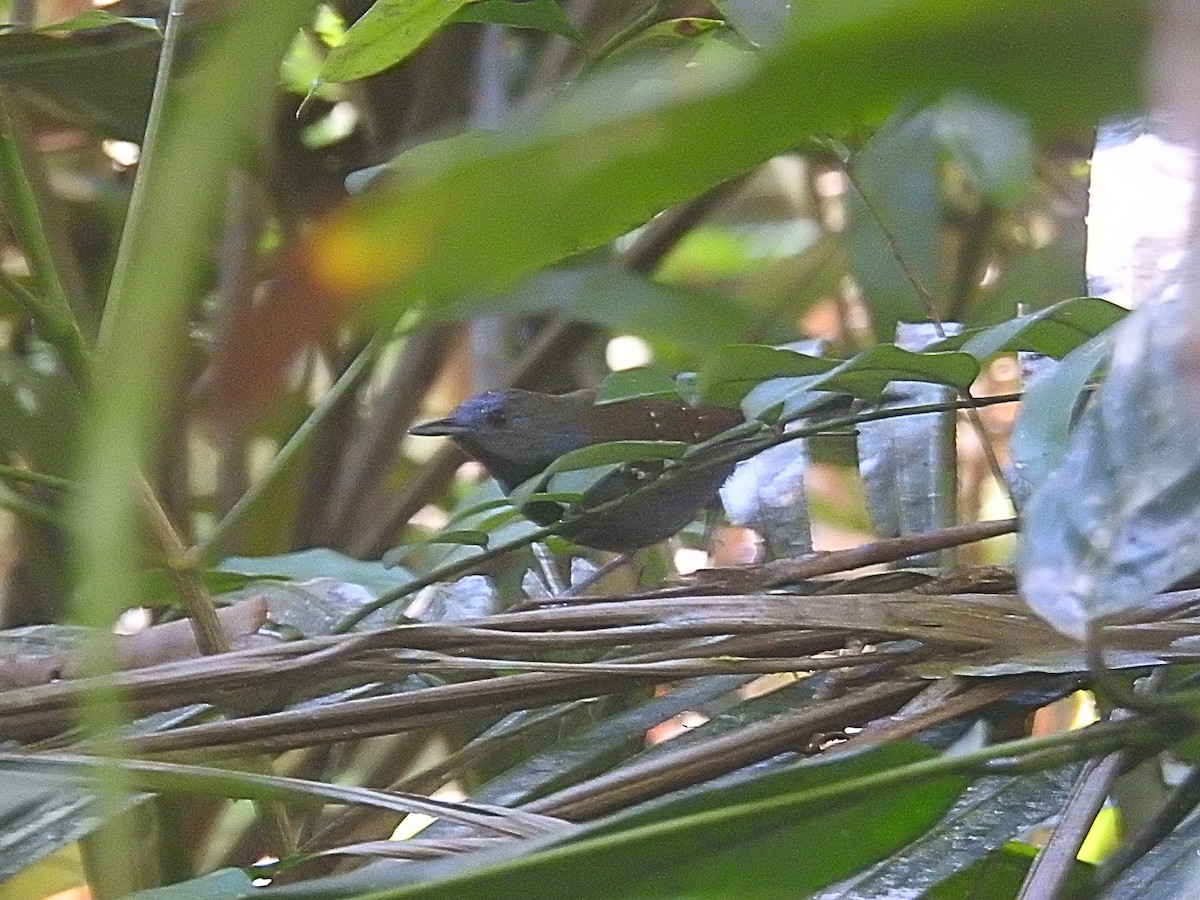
xmin=410 ymin=388 xmax=744 ymax=551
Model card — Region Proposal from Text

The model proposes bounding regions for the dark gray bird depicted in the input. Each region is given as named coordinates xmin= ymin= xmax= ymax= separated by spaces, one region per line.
xmin=410 ymin=388 xmax=744 ymax=551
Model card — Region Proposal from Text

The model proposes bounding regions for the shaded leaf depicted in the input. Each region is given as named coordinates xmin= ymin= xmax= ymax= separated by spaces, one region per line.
xmin=452 ymin=0 xmax=582 ymax=42
xmin=824 ymin=768 xmax=1082 ymax=898
xmin=424 ymin=529 xmax=492 ymax=547
xmin=737 ymin=345 xmax=979 ymax=421
xmin=1009 ymin=333 xmax=1109 ymax=504
xmin=922 ymin=841 xmax=1094 ymax=899
xmin=262 ymin=742 xmax=971 ymax=899
xmin=435 ymin=266 xmax=755 ymax=352
xmin=0 ymin=13 xmax=162 ymax=140
xmin=847 ymin=109 xmax=941 ymax=340
xmin=542 ymin=440 xmax=691 ymax=474
xmin=218 ymin=548 xmax=412 ymax=598
xmin=934 ymin=93 xmax=1035 ymax=205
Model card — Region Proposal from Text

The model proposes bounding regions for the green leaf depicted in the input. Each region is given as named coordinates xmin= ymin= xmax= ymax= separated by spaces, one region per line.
xmin=424 ymin=529 xmax=491 ymax=547
xmin=935 ymin=92 xmax=1035 ymax=205
xmin=320 ymin=0 xmax=473 ymax=83
xmin=218 ymin=548 xmax=411 ymax=598
xmin=847 ymin=109 xmax=942 ymax=340
xmin=1018 ymin=299 xmax=1200 ymax=639
xmin=1008 ymin=334 xmax=1107 ymax=499
xmin=332 ymin=0 xmax=1147 ymax=321
xmin=264 ymin=742 xmax=970 ymax=898
xmin=0 ymin=13 xmax=162 ymax=140
xmin=451 ymin=0 xmax=582 ymax=42
xmin=817 ymin=345 xmax=978 ymax=398
xmin=127 ymin=869 xmax=256 ymax=900
xmin=596 ymin=368 xmax=682 ymax=403
xmin=542 ymin=466 xmax=621 ymax=502
xmin=435 ymin=266 xmax=754 ymax=352
xmin=542 ymin=440 xmax=690 ymax=474
xmin=704 ymin=343 xmax=979 ymax=416
xmin=700 ymin=344 xmax=833 ymax=406
xmin=0 ymin=352 xmax=78 ymax=475
xmin=923 ymin=841 xmax=1095 ymax=899
xmin=36 ymin=10 xmax=160 ymax=33
xmin=929 ymin=296 xmax=1127 ymax=360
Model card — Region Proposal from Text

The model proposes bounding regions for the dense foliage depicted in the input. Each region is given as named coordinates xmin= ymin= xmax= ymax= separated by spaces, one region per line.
xmin=3 ymin=1 xmax=1199 ymax=899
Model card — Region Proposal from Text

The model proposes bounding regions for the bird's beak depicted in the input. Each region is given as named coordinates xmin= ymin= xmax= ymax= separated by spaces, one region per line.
xmin=409 ymin=417 xmax=468 ymax=437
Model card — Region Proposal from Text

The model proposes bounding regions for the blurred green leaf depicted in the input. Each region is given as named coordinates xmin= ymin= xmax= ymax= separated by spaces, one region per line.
xmin=0 ymin=12 xmax=161 ymax=139
xmin=436 ymin=266 xmax=755 ymax=352
xmin=847 ymin=109 xmax=942 ymax=340
xmin=711 ymin=0 xmax=790 ymax=47
xmin=319 ymin=0 xmax=474 ymax=83
xmin=935 ymin=93 xmax=1035 ymax=205
xmin=0 ymin=352 xmax=78 ymax=475
xmin=219 ymin=548 xmax=411 ymax=597
xmin=595 ymin=18 xmax=737 ymax=70
xmin=452 ymin=0 xmax=582 ymax=42
xmin=336 ymin=0 xmax=1147 ymax=323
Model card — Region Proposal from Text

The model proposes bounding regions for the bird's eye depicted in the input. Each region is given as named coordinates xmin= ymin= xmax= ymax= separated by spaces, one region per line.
xmin=484 ymin=408 xmax=508 ymax=427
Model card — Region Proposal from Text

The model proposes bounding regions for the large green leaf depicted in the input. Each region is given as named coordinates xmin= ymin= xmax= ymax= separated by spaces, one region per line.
xmin=316 ymin=0 xmax=1147 ymax=322
xmin=1019 ymin=297 xmax=1200 ymax=639
xmin=846 ymin=108 xmax=942 ymax=340
xmin=934 ymin=92 xmax=1035 ymax=205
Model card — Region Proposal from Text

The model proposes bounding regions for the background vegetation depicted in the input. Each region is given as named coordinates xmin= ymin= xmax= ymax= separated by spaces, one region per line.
xmin=1 ymin=0 xmax=1196 ymax=898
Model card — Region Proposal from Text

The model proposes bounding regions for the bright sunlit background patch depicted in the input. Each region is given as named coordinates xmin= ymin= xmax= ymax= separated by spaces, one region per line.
xmin=605 ymin=334 xmax=653 ymax=371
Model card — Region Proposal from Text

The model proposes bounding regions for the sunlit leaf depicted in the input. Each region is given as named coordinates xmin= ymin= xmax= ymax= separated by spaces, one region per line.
xmin=320 ymin=0 xmax=473 ymax=83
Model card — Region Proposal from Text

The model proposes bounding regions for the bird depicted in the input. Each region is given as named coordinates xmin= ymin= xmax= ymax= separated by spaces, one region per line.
xmin=409 ymin=388 xmax=745 ymax=551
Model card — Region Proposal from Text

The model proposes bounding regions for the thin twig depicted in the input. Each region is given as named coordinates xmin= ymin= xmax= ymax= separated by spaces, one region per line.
xmin=1017 ymin=751 xmax=1124 ymax=899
